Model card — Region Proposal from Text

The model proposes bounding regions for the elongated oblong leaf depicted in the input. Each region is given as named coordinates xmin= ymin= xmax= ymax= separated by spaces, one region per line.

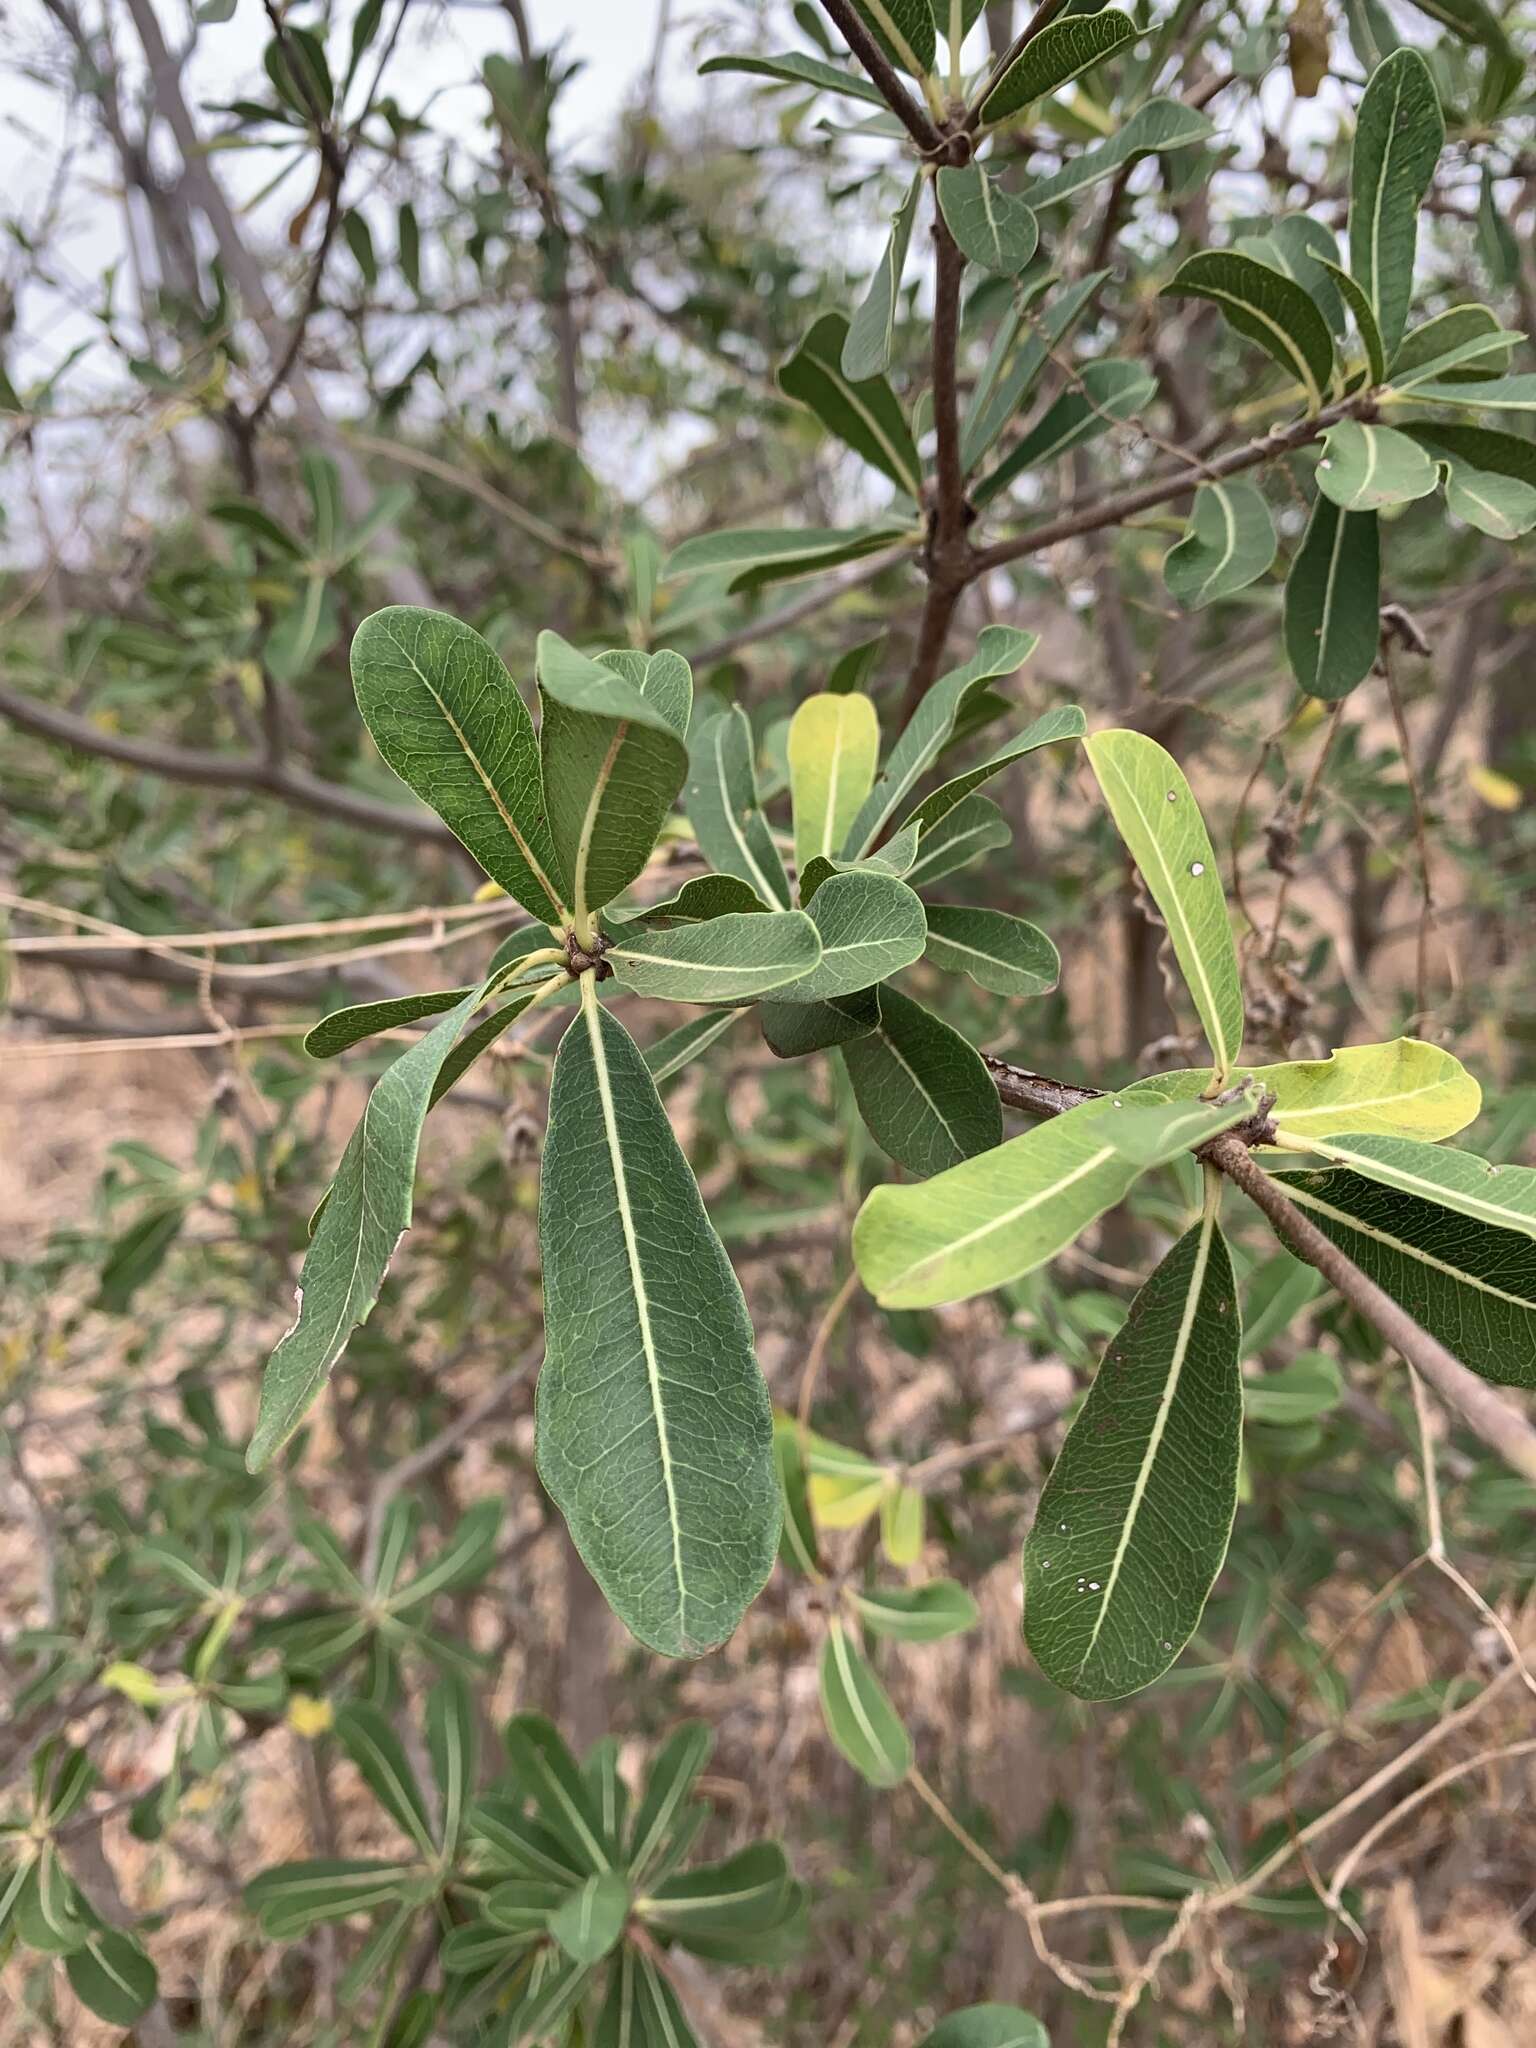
xmin=246 ymin=1858 xmax=422 ymax=1939
xmin=1164 ymin=480 xmax=1276 ymax=610
xmin=697 ymin=51 xmax=885 ymax=105
xmin=847 ymin=0 xmax=936 ymax=76
xmin=961 ymin=270 xmax=1108 ymax=473
xmin=779 ymin=314 xmax=922 ymax=497
xmin=981 ymin=10 xmax=1137 ymax=123
xmin=1256 ymin=1038 xmax=1479 ymax=1141
xmin=1162 ymin=252 xmax=1335 ymax=410
xmin=352 ymin=608 xmax=564 ymax=922
xmin=1349 ymin=50 xmax=1444 ymax=362
xmin=1273 ymin=1165 xmax=1536 ymax=1387
xmin=780 ymin=871 xmax=926 ymax=1002
xmin=818 ymin=1621 xmax=911 ymax=1786
xmin=854 ymin=1092 xmax=1222 ymax=1309
xmin=937 ymin=166 xmax=1038 ymax=277
xmin=1403 ymin=374 xmax=1536 ymax=411
xmin=1019 ymin=98 xmax=1215 ymax=209
xmin=907 ymin=704 xmax=1082 ymax=836
xmin=841 ymin=986 xmax=1002 ymax=1175
xmin=536 ymin=632 xmax=687 ymax=923
xmin=665 ymin=523 xmax=909 ymax=593
xmin=924 ymin=905 xmax=1058 ymax=996
xmin=843 ymin=627 xmax=1038 ymax=857
xmin=975 ymin=361 xmax=1156 ymax=505
xmin=1273 ymin=1131 xmax=1536 ymax=1242
xmin=248 ymin=985 xmax=487 ymax=1470
xmin=1283 ymin=496 xmax=1380 ymax=702
xmin=305 ymin=986 xmax=473 ymax=1060
xmin=920 ymin=2007 xmax=1048 ymax=2048
xmin=606 ymin=910 xmax=820 ymax=1003
xmin=686 ymin=708 xmax=792 ymax=909
xmin=790 ymin=692 xmax=880 ymax=881
xmin=1406 ymin=422 xmax=1536 ymax=539
xmin=907 ymin=793 xmax=1011 ymax=888
xmin=1086 ymin=729 xmax=1244 ymax=1080
xmin=844 ymin=174 xmax=922 ymax=379
xmin=852 ymin=1579 xmax=979 ymax=1642
xmin=536 ymin=987 xmax=780 ymax=1656
xmin=1316 ymin=420 xmax=1438 ymax=510
xmin=65 ymin=1931 xmax=159 ymax=2026
xmin=1024 ymin=1214 xmax=1241 ymax=1699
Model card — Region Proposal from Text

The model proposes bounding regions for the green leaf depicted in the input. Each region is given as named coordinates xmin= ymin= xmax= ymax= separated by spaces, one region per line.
xmin=1272 ymin=1166 xmax=1536 ymax=1389
xmin=981 ymin=10 xmax=1138 ymax=123
xmin=1390 ymin=330 xmax=1527 ymax=392
xmin=427 ymin=1677 xmax=475 ymax=1851
xmin=854 ymin=1094 xmax=1138 ymax=1308
xmin=772 ymin=1416 xmax=824 ymax=1577
xmin=1085 ymin=729 xmax=1244 ymax=1081
xmin=880 ymin=1481 xmax=924 ymax=1565
xmin=697 ymin=52 xmax=887 ymax=105
xmin=665 ymin=523 xmax=910 ymax=593
xmin=841 ymin=986 xmax=1002 ymax=1175
xmin=638 ymin=875 xmax=769 ymax=925
xmin=907 ymin=794 xmax=1012 ymax=888
xmin=644 ymin=1012 xmax=741 ymax=1084
xmin=961 ymin=271 xmax=1108 ymax=473
xmin=1402 ymin=374 xmax=1536 ymax=411
xmin=536 ymin=985 xmax=779 ymax=1656
xmin=1283 ymin=496 xmax=1380 ymax=703
xmin=852 ymin=1579 xmax=979 ymax=1642
xmin=760 ymin=988 xmax=880 ymax=1058
xmin=1252 ymin=1037 xmax=1480 ymax=1141
xmin=1164 ymin=480 xmax=1277 ymax=610
xmin=550 ymin=1869 xmax=630 ymax=1965
xmin=536 ymin=631 xmax=688 ymax=927
xmin=1261 ymin=218 xmax=1348 ymax=335
xmin=304 ymin=986 xmax=474 ymax=1060
xmin=337 ymin=1702 xmax=436 ymax=1856
xmin=685 ymin=708 xmax=792 ymax=910
xmin=790 ymin=691 xmax=880 ymax=883
xmin=843 ymin=627 xmax=1038 ymax=856
xmin=247 ymin=985 xmax=489 ymax=1470
xmin=932 ymin=0 xmax=988 ymax=40
xmin=1406 ymin=422 xmax=1536 ymax=539
xmin=1269 ymin=1133 xmax=1536 ymax=1242
xmin=504 ymin=1948 xmax=595 ymax=2044
xmin=779 ymin=871 xmax=927 ymax=1002
xmin=847 ymin=0 xmax=937 ymax=75
xmin=1316 ymin=259 xmax=1386 ymax=383
xmin=1018 ymin=98 xmax=1214 ymax=209
xmin=1101 ymin=1087 xmax=1257 ymax=1166
xmin=644 ymin=1842 xmax=793 ymax=1939
xmin=246 ymin=1859 xmax=422 ymax=1938
xmin=471 ymin=1796 xmax=585 ymax=1884
xmin=606 ymin=910 xmax=822 ymax=1003
xmin=1316 ymin=421 xmax=1438 ymax=511
xmin=65 ymin=1931 xmax=158 ymax=2025
xmin=907 ymin=704 xmax=1081 ymax=836
xmin=351 ymin=609 xmax=564 ymax=922
xmin=1024 ymin=1214 xmax=1240 ymax=1699
xmin=799 ymin=820 xmax=920 ymax=903
xmin=974 ymin=360 xmax=1157 ymax=504
xmin=920 ymin=2006 xmax=1049 ymax=2048
xmin=936 ymin=166 xmax=1039 ymax=277
xmin=1395 ymin=304 xmax=1517 ymax=385
xmin=597 ymin=648 xmax=692 ymax=737
xmin=628 ymin=1721 xmax=712 ymax=1880
xmin=1348 ymin=50 xmax=1444 ymax=362
xmin=844 ymin=174 xmax=922 ymax=379
xmin=502 ymin=1715 xmax=615 ymax=1872
xmin=924 ymin=905 xmax=1059 ymax=997
xmin=1399 ymin=0 xmax=1520 ymax=114
xmin=818 ymin=1621 xmax=912 ymax=1786
xmin=779 ymin=314 xmax=923 ymax=498
xmin=1161 ymin=252 xmax=1334 ymax=410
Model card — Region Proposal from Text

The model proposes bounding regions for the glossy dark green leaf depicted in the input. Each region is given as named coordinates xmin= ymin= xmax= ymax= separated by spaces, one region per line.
xmin=1283 ymin=496 xmax=1380 ymax=702
xmin=1405 ymin=422 xmax=1536 ymax=539
xmin=842 ymin=986 xmax=1002 ymax=1175
xmin=536 ymin=630 xmax=688 ymax=924
xmin=818 ymin=1621 xmax=911 ymax=1786
xmin=1318 ymin=258 xmax=1386 ymax=384
xmin=980 ymin=10 xmax=1137 ymax=123
xmin=937 ymin=166 xmax=1039 ymax=277
xmin=685 ymin=707 xmax=792 ymax=910
xmin=1023 ymin=1215 xmax=1242 ymax=1699
xmin=1272 ymin=1165 xmax=1536 ymax=1387
xmin=537 ymin=986 xmax=779 ymax=1657
xmin=644 ymin=1841 xmax=793 ymax=1940
xmin=924 ymin=905 xmax=1059 ymax=997
xmin=780 ymin=313 xmax=923 ymax=498
xmin=248 ymin=984 xmax=490 ymax=1470
xmin=352 ymin=608 xmax=564 ymax=923
xmin=1348 ymin=50 xmax=1443 ymax=361
xmin=1162 ymin=252 xmax=1334 ymax=409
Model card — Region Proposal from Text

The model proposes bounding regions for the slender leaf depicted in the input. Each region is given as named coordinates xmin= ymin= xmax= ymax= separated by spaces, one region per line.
xmin=975 ymin=360 xmax=1157 ymax=504
xmin=685 ymin=708 xmax=792 ymax=909
xmin=352 ymin=608 xmax=564 ymax=922
xmin=924 ymin=905 xmax=1059 ymax=996
xmin=1270 ymin=1132 xmax=1536 ymax=1242
xmin=697 ymin=51 xmax=886 ymax=105
xmin=1162 ymin=252 xmax=1334 ymax=410
xmin=981 ymin=11 xmax=1138 ymax=123
xmin=1348 ymin=50 xmax=1443 ymax=362
xmin=1394 ymin=304 xmax=1516 ymax=384
xmin=852 ymin=1579 xmax=979 ymax=1642
xmin=961 ymin=270 xmax=1109 ymax=473
xmin=665 ymin=522 xmax=910 ymax=592
xmin=937 ymin=165 xmax=1039 ymax=277
xmin=845 ymin=173 xmax=923 ymax=378
xmin=644 ymin=1011 xmax=741 ymax=1084
xmin=644 ymin=1842 xmax=792 ymax=1936
xmin=906 ymin=794 xmax=1012 ymax=888
xmin=847 ymin=0 xmax=937 ymax=77
xmin=337 ymin=1702 xmax=436 ymax=1856
xmin=305 ymin=986 xmax=474 ymax=1060
xmin=1085 ymin=729 xmax=1244 ymax=1080
xmin=842 ymin=986 xmax=1002 ymax=1174
xmin=606 ymin=910 xmax=821 ymax=1002
xmin=628 ymin=1722 xmax=713 ymax=1879
xmin=779 ymin=313 xmax=923 ymax=497
xmin=502 ymin=1715 xmax=614 ymax=1872
xmin=246 ymin=1859 xmax=422 ymax=1938
xmin=1283 ymin=496 xmax=1380 ymax=702
xmin=1403 ymin=374 xmax=1536 ymax=410
xmin=790 ymin=692 xmax=880 ymax=881
xmin=1164 ymin=480 xmax=1276 ymax=609
xmin=1019 ymin=98 xmax=1214 ymax=208
xmin=536 ymin=986 xmax=779 ymax=1656
xmin=818 ymin=1621 xmax=911 ymax=1786
xmin=905 ymin=703 xmax=1081 ymax=835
